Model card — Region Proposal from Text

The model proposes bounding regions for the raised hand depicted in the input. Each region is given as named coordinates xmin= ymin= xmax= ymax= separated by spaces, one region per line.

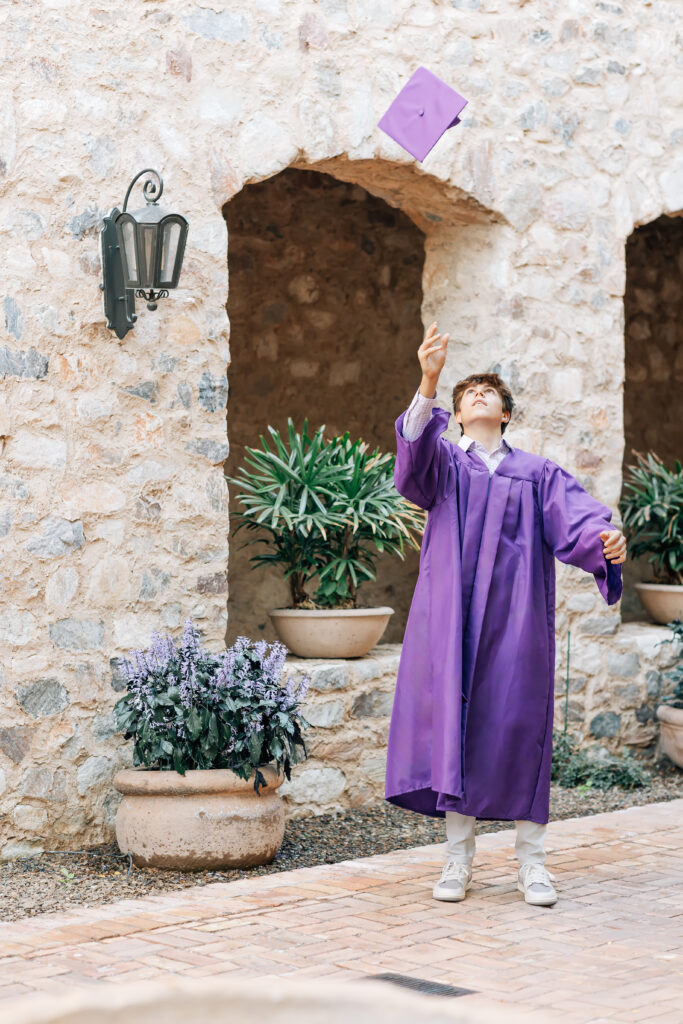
xmin=418 ymin=321 xmax=450 ymax=383
xmin=600 ymin=529 xmax=627 ymax=565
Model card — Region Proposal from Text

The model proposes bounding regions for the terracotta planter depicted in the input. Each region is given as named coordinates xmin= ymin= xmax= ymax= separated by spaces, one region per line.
xmin=656 ymin=704 xmax=683 ymax=769
xmin=268 ymin=606 xmax=394 ymax=658
xmin=634 ymin=582 xmax=683 ymax=625
xmin=113 ymin=765 xmax=285 ymax=870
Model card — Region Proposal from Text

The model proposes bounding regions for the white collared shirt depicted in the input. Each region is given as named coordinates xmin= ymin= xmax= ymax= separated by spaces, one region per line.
xmin=402 ymin=387 xmax=514 ymax=477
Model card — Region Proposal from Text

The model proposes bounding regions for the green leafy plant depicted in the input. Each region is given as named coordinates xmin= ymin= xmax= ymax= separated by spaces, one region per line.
xmin=656 ymin=618 xmax=683 ymax=710
xmin=113 ymin=619 xmax=311 ymax=793
xmin=225 ymin=417 xmax=425 ymax=609
xmin=59 ymin=867 xmax=75 ymax=887
xmin=551 ymin=729 xmax=650 ymax=790
xmin=619 ymin=449 xmax=683 ymax=585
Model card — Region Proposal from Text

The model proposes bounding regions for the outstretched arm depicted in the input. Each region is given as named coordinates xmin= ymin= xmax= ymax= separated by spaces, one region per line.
xmin=539 ymin=459 xmax=624 ymax=605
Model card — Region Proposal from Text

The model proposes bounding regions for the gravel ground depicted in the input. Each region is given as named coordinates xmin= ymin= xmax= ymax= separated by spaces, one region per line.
xmin=2 ymin=761 xmax=681 ymax=923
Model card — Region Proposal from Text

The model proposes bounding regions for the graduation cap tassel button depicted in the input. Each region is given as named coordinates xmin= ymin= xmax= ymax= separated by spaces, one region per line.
xmin=377 ymin=65 xmax=468 ymax=163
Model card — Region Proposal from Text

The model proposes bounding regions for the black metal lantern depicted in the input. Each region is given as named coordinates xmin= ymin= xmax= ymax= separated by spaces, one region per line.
xmin=100 ymin=168 xmax=189 ymax=340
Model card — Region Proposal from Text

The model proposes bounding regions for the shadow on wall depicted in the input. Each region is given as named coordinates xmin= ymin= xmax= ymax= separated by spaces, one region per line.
xmin=222 ymin=167 xmax=427 ymax=646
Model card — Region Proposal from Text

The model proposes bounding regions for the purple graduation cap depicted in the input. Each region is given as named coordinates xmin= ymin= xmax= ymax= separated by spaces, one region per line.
xmin=378 ymin=66 xmax=468 ymax=163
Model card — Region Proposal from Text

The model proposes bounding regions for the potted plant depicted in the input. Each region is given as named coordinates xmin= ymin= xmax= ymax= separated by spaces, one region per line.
xmin=619 ymin=449 xmax=683 ymax=624
xmin=655 ymin=618 xmax=683 ymax=769
xmin=112 ymin=619 xmax=310 ymax=869
xmin=225 ymin=417 xmax=425 ymax=658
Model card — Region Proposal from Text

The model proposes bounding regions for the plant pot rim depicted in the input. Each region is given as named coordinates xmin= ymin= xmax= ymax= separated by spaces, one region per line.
xmin=634 ymin=582 xmax=683 ymax=591
xmin=113 ymin=764 xmax=284 ymax=796
xmin=269 ymin=606 xmax=394 ymax=617
xmin=656 ymin=704 xmax=683 ymax=725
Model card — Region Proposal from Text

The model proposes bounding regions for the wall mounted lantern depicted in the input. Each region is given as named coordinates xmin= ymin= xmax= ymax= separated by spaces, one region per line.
xmin=100 ymin=168 xmax=189 ymax=340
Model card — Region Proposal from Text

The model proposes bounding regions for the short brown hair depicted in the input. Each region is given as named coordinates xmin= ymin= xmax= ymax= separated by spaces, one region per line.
xmin=452 ymin=373 xmax=515 ymax=436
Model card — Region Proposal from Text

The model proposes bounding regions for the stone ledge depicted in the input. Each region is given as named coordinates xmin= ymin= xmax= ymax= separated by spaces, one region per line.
xmin=279 ymin=625 xmax=681 ymax=818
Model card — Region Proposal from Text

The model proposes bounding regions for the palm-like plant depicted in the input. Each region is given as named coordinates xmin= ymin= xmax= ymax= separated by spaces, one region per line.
xmin=225 ymin=417 xmax=426 ymax=609
xmin=619 ymin=450 xmax=683 ymax=586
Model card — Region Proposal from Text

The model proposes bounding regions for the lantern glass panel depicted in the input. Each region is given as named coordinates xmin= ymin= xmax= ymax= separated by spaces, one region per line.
xmin=140 ymin=224 xmax=157 ymax=288
xmin=160 ymin=221 xmax=182 ymax=286
xmin=120 ymin=219 xmax=138 ymax=284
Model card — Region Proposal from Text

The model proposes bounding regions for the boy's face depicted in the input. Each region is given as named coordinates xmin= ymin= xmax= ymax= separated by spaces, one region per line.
xmin=455 ymin=383 xmax=510 ymax=432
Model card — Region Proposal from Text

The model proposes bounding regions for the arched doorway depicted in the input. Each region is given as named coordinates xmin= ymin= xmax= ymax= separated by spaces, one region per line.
xmin=621 ymin=214 xmax=683 ymax=621
xmin=223 ymin=167 xmax=427 ymax=645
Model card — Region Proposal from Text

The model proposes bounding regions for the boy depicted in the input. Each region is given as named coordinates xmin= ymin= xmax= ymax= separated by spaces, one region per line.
xmin=384 ymin=322 xmax=626 ymax=907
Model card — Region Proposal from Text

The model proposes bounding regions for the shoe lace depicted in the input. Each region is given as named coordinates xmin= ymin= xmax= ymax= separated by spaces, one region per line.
xmin=441 ymin=859 xmax=471 ymax=882
xmin=521 ymin=864 xmax=556 ymax=886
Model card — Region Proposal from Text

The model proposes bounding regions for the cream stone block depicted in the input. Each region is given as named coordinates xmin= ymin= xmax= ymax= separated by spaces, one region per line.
xmin=5 ymin=245 xmax=36 ymax=276
xmin=40 ymin=247 xmax=73 ymax=279
xmin=12 ymin=804 xmax=48 ymax=830
xmin=44 ymin=567 xmax=79 ymax=610
xmin=302 ymin=699 xmax=345 ymax=729
xmin=167 ymin=315 xmax=202 ymax=349
xmin=567 ymin=592 xmax=597 ymax=613
xmin=126 ymin=459 xmax=175 ymax=485
xmin=52 ymin=351 xmax=100 ymax=386
xmin=8 ymin=431 xmax=66 ymax=469
xmin=0 ymin=606 xmax=38 ymax=646
xmin=199 ymin=87 xmax=243 ymax=125
xmin=359 ymin=751 xmax=387 ymax=785
xmin=131 ymin=412 xmax=164 ymax=451
xmin=279 ymin=765 xmax=346 ymax=804
xmin=190 ymin=218 xmax=228 ymax=258
xmin=0 ymin=840 xmax=44 ymax=861
xmin=112 ymin=614 xmax=157 ymax=649
xmin=550 ymin=368 xmax=583 ymax=402
xmin=85 ymin=557 xmax=134 ymax=606
xmin=59 ymin=481 xmax=127 ymax=514
xmin=566 ymin=640 xmax=603 ymax=676
xmin=20 ymin=98 xmax=67 ymax=126
xmin=659 ymin=164 xmax=683 ymax=213
xmin=89 ymin=520 xmax=126 ymax=546
xmin=76 ymin=390 xmax=120 ymax=424
xmin=238 ymin=112 xmax=298 ymax=181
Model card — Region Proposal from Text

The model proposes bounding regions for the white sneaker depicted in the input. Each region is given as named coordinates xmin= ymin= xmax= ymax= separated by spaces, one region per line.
xmin=433 ymin=859 xmax=472 ymax=901
xmin=517 ymin=863 xmax=558 ymax=906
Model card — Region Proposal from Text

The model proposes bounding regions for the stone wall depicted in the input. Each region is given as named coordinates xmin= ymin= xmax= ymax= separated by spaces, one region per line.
xmin=1 ymin=0 xmax=682 ymax=855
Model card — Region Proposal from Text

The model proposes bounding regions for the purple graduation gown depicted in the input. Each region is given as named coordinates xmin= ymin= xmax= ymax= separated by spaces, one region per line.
xmin=384 ymin=405 xmax=622 ymax=825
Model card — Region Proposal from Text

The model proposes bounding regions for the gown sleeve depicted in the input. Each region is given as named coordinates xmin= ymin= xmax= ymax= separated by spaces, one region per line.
xmin=538 ymin=458 xmax=623 ymax=606
xmin=394 ymin=405 xmax=454 ymax=511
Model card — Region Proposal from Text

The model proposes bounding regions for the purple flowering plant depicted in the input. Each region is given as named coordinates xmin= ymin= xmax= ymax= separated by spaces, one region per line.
xmin=113 ymin=618 xmax=311 ymax=794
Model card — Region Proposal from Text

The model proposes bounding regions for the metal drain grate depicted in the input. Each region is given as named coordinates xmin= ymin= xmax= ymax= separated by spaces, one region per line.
xmin=363 ymin=972 xmax=476 ymax=998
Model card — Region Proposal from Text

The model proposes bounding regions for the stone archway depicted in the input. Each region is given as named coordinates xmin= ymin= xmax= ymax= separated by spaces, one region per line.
xmin=620 ymin=214 xmax=683 ymax=621
xmin=222 ymin=160 xmax=505 ymax=647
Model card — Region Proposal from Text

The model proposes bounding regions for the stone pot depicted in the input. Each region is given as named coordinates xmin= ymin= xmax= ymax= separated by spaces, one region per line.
xmin=634 ymin=582 xmax=683 ymax=625
xmin=113 ymin=764 xmax=285 ymax=870
xmin=656 ymin=704 xmax=683 ymax=769
xmin=268 ymin=606 xmax=394 ymax=658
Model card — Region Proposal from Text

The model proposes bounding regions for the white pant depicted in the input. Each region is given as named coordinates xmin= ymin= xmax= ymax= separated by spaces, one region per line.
xmin=445 ymin=810 xmax=547 ymax=867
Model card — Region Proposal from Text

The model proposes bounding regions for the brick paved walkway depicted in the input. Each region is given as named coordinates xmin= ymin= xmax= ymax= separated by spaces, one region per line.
xmin=0 ymin=800 xmax=681 ymax=1024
